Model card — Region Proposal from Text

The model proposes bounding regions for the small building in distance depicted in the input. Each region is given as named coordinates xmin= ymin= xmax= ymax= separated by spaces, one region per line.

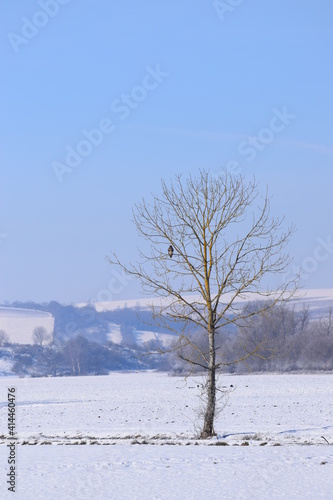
xmin=0 ymin=307 xmax=54 ymax=345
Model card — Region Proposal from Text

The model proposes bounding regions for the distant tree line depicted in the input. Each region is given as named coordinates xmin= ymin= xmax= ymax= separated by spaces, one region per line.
xmin=0 ymin=300 xmax=332 ymax=376
xmin=167 ymin=303 xmax=333 ymax=373
xmin=0 ymin=336 xmax=165 ymax=377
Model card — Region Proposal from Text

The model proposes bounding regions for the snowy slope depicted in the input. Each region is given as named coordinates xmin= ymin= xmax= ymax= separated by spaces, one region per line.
xmin=107 ymin=322 xmax=175 ymax=347
xmin=0 ymin=307 xmax=54 ymax=345
xmin=78 ymin=288 xmax=333 ymax=314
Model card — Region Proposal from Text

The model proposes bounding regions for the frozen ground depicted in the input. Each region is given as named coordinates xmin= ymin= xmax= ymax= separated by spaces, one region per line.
xmin=1 ymin=445 xmax=332 ymax=500
xmin=0 ymin=372 xmax=333 ymax=499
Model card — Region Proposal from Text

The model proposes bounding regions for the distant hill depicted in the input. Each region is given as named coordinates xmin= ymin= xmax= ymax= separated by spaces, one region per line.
xmin=0 ymin=307 xmax=54 ymax=345
xmin=1 ymin=289 xmax=332 ymax=377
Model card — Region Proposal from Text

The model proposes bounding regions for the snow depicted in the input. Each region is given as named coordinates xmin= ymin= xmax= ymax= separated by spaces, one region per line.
xmin=0 ymin=358 xmax=12 ymax=376
xmin=0 ymin=445 xmax=332 ymax=500
xmin=0 ymin=372 xmax=333 ymax=499
xmin=134 ymin=329 xmax=175 ymax=347
xmin=77 ymin=287 xmax=333 ymax=314
xmin=0 ymin=306 xmax=54 ymax=345
xmin=0 ymin=307 xmax=53 ymax=319
xmin=106 ymin=325 xmax=175 ymax=347
xmin=107 ymin=322 xmax=122 ymax=344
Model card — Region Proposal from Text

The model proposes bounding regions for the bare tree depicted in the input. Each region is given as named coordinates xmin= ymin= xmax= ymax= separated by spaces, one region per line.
xmin=33 ymin=326 xmax=51 ymax=346
xmin=63 ymin=335 xmax=94 ymax=375
xmin=0 ymin=330 xmax=9 ymax=346
xmin=318 ymin=307 xmax=333 ymax=336
xmin=108 ymin=169 xmax=297 ymax=438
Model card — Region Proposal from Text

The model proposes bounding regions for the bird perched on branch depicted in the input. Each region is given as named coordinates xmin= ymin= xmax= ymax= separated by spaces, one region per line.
xmin=168 ymin=245 xmax=174 ymax=258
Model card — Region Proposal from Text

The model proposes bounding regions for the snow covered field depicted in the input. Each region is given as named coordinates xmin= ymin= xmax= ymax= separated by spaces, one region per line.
xmin=83 ymin=288 xmax=333 ymax=315
xmin=0 ymin=306 xmax=54 ymax=345
xmin=0 ymin=372 xmax=333 ymax=499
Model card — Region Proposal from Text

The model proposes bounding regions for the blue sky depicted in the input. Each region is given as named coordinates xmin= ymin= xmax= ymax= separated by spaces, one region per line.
xmin=1 ymin=0 xmax=333 ymax=304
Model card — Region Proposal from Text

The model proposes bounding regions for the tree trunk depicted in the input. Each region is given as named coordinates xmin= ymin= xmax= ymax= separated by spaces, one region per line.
xmin=201 ymin=328 xmax=216 ymax=438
